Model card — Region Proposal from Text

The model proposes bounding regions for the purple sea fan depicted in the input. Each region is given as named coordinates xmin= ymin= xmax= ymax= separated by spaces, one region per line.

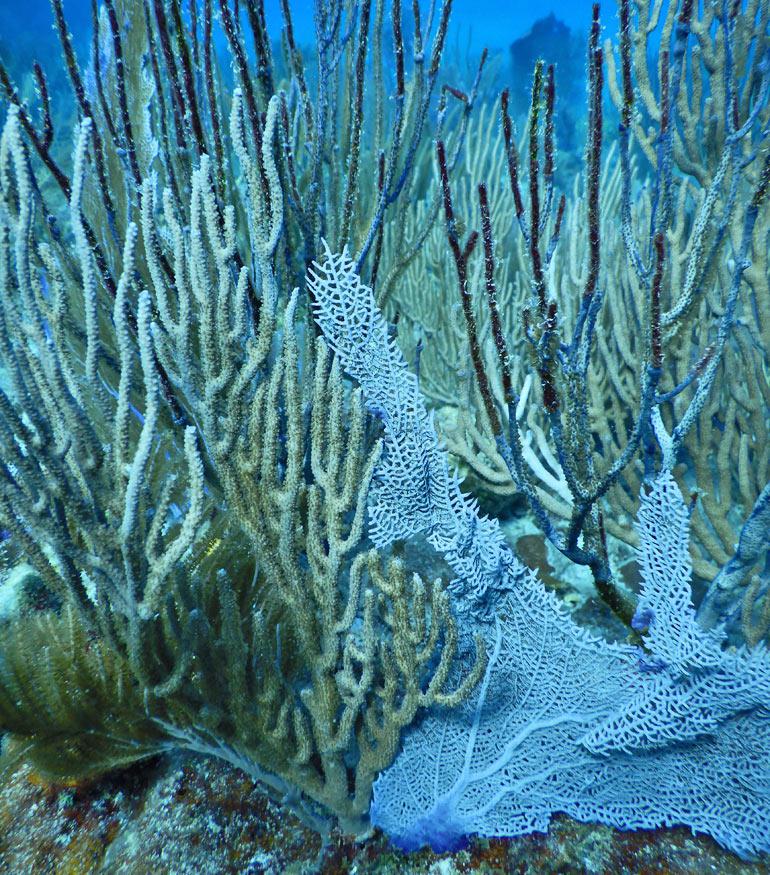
xmin=310 ymin=245 xmax=770 ymax=861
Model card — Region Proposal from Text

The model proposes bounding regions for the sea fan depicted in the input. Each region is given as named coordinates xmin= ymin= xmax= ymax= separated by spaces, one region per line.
xmin=312 ymin=245 xmax=770 ymax=861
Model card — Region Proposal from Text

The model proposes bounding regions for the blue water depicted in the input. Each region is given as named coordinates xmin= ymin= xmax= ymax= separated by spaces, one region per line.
xmin=1 ymin=0 xmax=600 ymax=75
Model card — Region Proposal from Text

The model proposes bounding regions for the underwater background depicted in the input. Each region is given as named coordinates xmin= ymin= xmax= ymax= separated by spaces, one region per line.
xmin=0 ymin=0 xmax=768 ymax=872
xmin=2 ymin=1 xmax=599 ymax=58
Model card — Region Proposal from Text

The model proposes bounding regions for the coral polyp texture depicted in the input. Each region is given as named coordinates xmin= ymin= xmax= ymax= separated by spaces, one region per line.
xmin=0 ymin=0 xmax=768 ymax=868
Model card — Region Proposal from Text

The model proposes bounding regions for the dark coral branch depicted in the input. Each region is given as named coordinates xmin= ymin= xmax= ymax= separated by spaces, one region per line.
xmin=545 ymin=193 xmax=566 ymax=264
xmin=189 ymin=0 xmax=200 ymax=68
xmin=619 ymin=0 xmax=633 ymax=128
xmin=478 ymin=183 xmax=514 ymax=408
xmin=51 ymin=0 xmax=117 ymax=228
xmin=616 ymin=0 xmax=646 ymax=282
xmin=750 ymin=149 xmax=770 ymax=211
xmin=583 ymin=3 xmax=603 ymax=302
xmin=278 ymin=93 xmax=304 ymax=222
xmin=218 ymin=0 xmax=268 ymax=194
xmin=341 ymin=0 xmax=373 ymax=244
xmin=105 ymin=0 xmax=144 ymax=189
xmin=437 ymin=141 xmax=500 ymax=435
xmin=528 ymin=60 xmax=546 ymax=312
xmin=143 ymin=0 xmax=182 ymax=204
xmin=31 ymin=63 xmax=54 ymax=151
xmin=500 ymin=89 xmax=525 ymax=224
xmin=203 ymin=0 xmax=225 ymax=196
xmin=650 ymin=232 xmax=665 ymax=369
xmin=659 ymin=49 xmax=670 ymax=137
xmin=428 ymin=1 xmax=453 ymax=78
xmin=656 ymin=345 xmax=714 ymax=404
xmin=543 ymin=64 xmax=555 ymax=181
xmin=539 ymin=62 xmax=557 ymax=232
xmin=90 ymin=0 xmax=118 ymax=146
xmin=392 ymin=0 xmax=405 ymax=97
xmin=443 ymin=85 xmax=468 ymax=103
xmin=245 ymin=0 xmax=275 ymax=105
xmin=0 ymin=62 xmax=69 ymax=195
xmin=279 ymin=0 xmax=313 ymax=133
xmin=539 ymin=301 xmax=560 ymax=414
xmin=170 ymin=0 xmax=206 ymax=155
xmin=678 ymin=0 xmax=695 ymax=26
xmin=411 ymin=0 xmax=423 ymax=62
xmin=152 ymin=0 xmax=189 ymax=150
xmin=369 ymin=151 xmax=387 ymax=291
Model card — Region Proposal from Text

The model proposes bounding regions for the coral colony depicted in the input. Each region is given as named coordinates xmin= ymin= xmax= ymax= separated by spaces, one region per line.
xmin=0 ymin=0 xmax=768 ymax=863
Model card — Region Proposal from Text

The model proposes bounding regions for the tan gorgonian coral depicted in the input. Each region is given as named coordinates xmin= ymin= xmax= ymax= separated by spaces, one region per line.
xmin=0 ymin=0 xmax=488 ymax=840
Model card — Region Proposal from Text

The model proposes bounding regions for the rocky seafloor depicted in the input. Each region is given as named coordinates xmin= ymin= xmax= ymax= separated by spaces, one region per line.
xmin=0 ymin=746 xmax=768 ymax=874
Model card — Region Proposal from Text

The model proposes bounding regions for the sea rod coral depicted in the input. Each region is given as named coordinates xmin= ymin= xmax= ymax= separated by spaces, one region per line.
xmin=387 ymin=0 xmax=770 ymax=642
xmin=0 ymin=0 xmax=486 ymax=840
